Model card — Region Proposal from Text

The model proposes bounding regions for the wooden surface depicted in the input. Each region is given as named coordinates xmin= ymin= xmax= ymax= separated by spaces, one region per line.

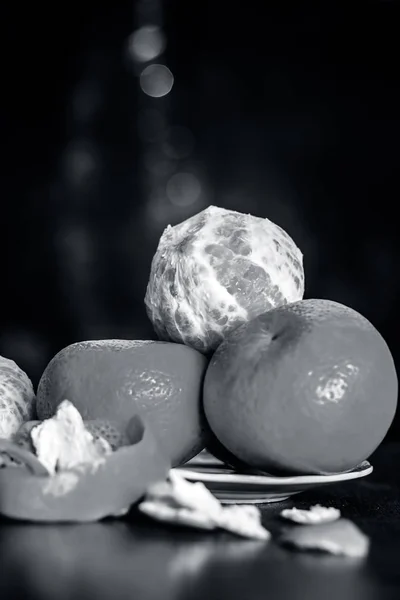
xmin=1 ymin=443 xmax=400 ymax=600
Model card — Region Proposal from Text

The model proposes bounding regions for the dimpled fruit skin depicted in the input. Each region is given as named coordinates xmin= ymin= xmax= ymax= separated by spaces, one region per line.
xmin=36 ymin=340 xmax=208 ymax=467
xmin=145 ymin=205 xmax=304 ymax=354
xmin=203 ymin=299 xmax=398 ymax=475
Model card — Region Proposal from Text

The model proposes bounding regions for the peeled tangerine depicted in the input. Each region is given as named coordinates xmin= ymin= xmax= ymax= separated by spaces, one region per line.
xmin=0 ymin=355 xmax=36 ymax=439
xmin=203 ymin=299 xmax=398 ymax=475
xmin=145 ymin=205 xmax=304 ymax=354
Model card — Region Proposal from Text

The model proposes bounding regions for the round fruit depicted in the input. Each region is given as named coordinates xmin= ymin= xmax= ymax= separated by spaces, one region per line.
xmin=203 ymin=299 xmax=398 ymax=475
xmin=36 ymin=340 xmax=208 ymax=467
xmin=0 ymin=355 xmax=36 ymax=439
xmin=145 ymin=205 xmax=304 ymax=354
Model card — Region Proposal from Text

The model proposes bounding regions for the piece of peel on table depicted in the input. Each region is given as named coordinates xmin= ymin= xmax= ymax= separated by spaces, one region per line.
xmin=139 ymin=470 xmax=270 ymax=540
xmin=139 ymin=501 xmax=217 ymax=530
xmin=280 ymin=519 xmax=370 ymax=558
xmin=0 ymin=408 xmax=170 ymax=522
xmin=280 ymin=505 xmax=341 ymax=525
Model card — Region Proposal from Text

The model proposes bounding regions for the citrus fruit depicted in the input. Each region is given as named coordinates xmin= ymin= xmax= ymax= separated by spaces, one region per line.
xmin=203 ymin=299 xmax=398 ymax=475
xmin=0 ymin=355 xmax=36 ymax=439
xmin=145 ymin=205 xmax=304 ymax=354
xmin=36 ymin=340 xmax=208 ymax=466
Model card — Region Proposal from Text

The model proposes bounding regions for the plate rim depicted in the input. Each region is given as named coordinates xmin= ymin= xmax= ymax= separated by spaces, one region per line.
xmin=172 ymin=461 xmax=373 ymax=487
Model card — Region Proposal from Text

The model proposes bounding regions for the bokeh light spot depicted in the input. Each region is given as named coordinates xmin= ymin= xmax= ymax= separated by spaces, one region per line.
xmin=63 ymin=140 xmax=99 ymax=188
xmin=166 ymin=172 xmax=202 ymax=207
xmin=127 ymin=25 xmax=166 ymax=63
xmin=140 ymin=64 xmax=174 ymax=98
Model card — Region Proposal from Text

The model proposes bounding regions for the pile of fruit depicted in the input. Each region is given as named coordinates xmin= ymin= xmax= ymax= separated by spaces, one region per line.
xmin=0 ymin=205 xmax=398 ymax=528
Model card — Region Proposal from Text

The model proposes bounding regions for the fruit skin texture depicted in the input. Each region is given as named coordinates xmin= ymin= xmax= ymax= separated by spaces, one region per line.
xmin=203 ymin=299 xmax=398 ymax=475
xmin=36 ymin=340 xmax=209 ymax=467
xmin=145 ymin=205 xmax=304 ymax=355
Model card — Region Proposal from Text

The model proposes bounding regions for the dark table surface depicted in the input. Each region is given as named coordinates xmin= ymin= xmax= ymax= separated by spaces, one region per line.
xmin=1 ymin=443 xmax=399 ymax=600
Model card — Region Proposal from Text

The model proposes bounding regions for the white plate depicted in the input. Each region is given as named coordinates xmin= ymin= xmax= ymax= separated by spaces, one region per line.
xmin=173 ymin=453 xmax=373 ymax=504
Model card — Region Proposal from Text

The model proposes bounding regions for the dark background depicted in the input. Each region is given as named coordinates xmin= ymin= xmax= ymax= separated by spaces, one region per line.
xmin=1 ymin=1 xmax=399 ymax=437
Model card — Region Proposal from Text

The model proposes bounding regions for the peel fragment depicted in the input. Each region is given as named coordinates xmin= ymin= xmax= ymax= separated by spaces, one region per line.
xmin=139 ymin=470 xmax=270 ymax=541
xmin=280 ymin=505 xmax=341 ymax=525
xmin=0 ymin=452 xmax=22 ymax=468
xmin=139 ymin=501 xmax=217 ymax=530
xmin=0 ymin=412 xmax=170 ymax=522
xmin=30 ymin=400 xmax=112 ymax=475
xmin=280 ymin=518 xmax=370 ymax=558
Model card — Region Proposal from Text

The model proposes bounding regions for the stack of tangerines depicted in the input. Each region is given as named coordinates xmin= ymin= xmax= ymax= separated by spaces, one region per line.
xmin=1 ymin=206 xmax=398 ymax=477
